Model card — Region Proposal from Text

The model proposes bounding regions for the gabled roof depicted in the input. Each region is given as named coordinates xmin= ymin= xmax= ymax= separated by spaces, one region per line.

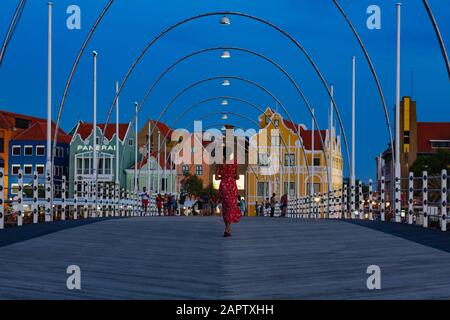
xmin=129 ymin=151 xmax=173 ymax=170
xmin=74 ymin=121 xmax=131 ymax=141
xmin=11 ymin=122 xmax=71 ymax=144
xmin=149 ymin=120 xmax=173 ymax=138
xmin=260 ymin=108 xmax=327 ymax=151
xmin=0 ymin=110 xmax=48 ymax=130
xmin=417 ymin=122 xmax=450 ymax=153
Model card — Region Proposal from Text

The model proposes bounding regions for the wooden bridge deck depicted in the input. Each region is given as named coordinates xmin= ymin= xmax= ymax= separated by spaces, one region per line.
xmin=1 ymin=216 xmax=450 ymax=300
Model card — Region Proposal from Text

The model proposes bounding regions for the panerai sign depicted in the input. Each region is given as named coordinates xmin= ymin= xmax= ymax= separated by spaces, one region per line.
xmin=77 ymin=145 xmax=116 ymax=152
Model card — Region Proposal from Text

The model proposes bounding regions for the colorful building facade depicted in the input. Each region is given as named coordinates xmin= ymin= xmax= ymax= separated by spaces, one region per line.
xmin=246 ymin=108 xmax=343 ymax=216
xmin=68 ymin=121 xmax=136 ymax=196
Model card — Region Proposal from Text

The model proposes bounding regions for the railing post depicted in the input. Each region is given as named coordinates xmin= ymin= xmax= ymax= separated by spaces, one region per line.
xmin=45 ymin=171 xmax=52 ymax=222
xmin=350 ymin=182 xmax=355 ymax=219
xmin=0 ymin=168 xmax=4 ymax=229
xmin=73 ymin=180 xmax=78 ymax=220
xmin=99 ymin=182 xmax=104 ymax=218
xmin=395 ymin=174 xmax=401 ymax=223
xmin=32 ymin=171 xmax=38 ymax=224
xmin=358 ymin=181 xmax=363 ymax=220
xmin=408 ymin=172 xmax=414 ymax=225
xmin=368 ymin=179 xmax=373 ymax=220
xmin=441 ymin=169 xmax=447 ymax=232
xmin=380 ymin=176 xmax=385 ymax=221
xmin=423 ymin=171 xmax=428 ymax=228
xmin=83 ymin=181 xmax=88 ymax=219
xmin=343 ymin=184 xmax=348 ymax=219
xmin=17 ymin=169 xmax=23 ymax=226
xmin=61 ymin=176 xmax=66 ymax=221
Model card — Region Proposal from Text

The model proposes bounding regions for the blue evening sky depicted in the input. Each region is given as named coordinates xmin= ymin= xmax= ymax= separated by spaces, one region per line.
xmin=0 ymin=0 xmax=449 ymax=181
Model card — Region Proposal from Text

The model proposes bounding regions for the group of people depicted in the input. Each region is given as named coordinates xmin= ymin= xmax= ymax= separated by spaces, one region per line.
xmin=155 ymin=193 xmax=178 ymax=216
xmin=255 ymin=193 xmax=288 ymax=218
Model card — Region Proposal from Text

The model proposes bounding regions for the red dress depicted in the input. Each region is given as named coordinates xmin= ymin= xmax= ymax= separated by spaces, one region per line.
xmin=218 ymin=161 xmax=241 ymax=223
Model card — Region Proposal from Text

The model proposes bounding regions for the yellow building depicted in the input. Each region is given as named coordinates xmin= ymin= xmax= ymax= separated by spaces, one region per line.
xmin=246 ymin=108 xmax=343 ymax=216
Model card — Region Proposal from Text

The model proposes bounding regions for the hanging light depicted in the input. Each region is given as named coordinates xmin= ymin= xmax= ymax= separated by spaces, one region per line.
xmin=221 ymin=114 xmax=228 ymax=120
xmin=221 ymin=50 xmax=231 ymax=59
xmin=222 ymin=79 xmax=231 ymax=86
xmin=221 ymin=99 xmax=229 ymax=106
xmin=221 ymin=126 xmax=226 ymax=132
xmin=220 ymin=16 xmax=231 ymax=25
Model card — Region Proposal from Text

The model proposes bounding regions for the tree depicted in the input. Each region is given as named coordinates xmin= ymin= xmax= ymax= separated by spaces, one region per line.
xmin=410 ymin=150 xmax=450 ymax=176
xmin=180 ymin=173 xmax=203 ymax=197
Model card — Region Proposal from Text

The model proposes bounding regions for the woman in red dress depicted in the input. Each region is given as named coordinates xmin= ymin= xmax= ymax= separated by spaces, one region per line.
xmin=216 ymin=148 xmax=241 ymax=237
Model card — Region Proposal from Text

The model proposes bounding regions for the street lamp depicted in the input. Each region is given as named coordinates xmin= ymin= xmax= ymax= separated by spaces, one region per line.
xmin=220 ymin=15 xmax=231 ymax=25
xmin=221 ymin=50 xmax=231 ymax=59
xmin=222 ymin=79 xmax=231 ymax=86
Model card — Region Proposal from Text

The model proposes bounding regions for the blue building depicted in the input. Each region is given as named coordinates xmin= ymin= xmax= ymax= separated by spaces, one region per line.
xmin=8 ymin=122 xmax=71 ymax=199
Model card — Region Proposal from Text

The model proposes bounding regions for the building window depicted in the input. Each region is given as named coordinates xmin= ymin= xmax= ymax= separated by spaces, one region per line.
xmin=258 ymin=153 xmax=269 ymax=167
xmin=313 ymin=157 xmax=320 ymax=166
xmin=284 ymin=153 xmax=295 ymax=166
xmin=24 ymin=165 xmax=32 ymax=175
xmin=36 ymin=165 xmax=45 ymax=175
xmin=11 ymin=184 xmax=19 ymax=195
xmin=11 ymin=165 xmax=20 ymax=175
xmin=195 ymin=165 xmax=203 ymax=176
xmin=182 ymin=165 xmax=189 ymax=175
xmin=0 ymin=132 xmax=4 ymax=153
xmin=283 ymin=182 xmax=296 ymax=196
xmin=306 ymin=183 xmax=321 ymax=195
xmin=24 ymin=145 xmax=33 ymax=156
xmin=12 ymin=146 xmax=21 ymax=156
xmin=257 ymin=181 xmax=269 ymax=197
xmin=128 ymin=139 xmax=134 ymax=146
xmin=270 ymin=135 xmax=280 ymax=146
xmin=36 ymin=145 xmax=45 ymax=156
xmin=431 ymin=140 xmax=450 ymax=149
xmin=15 ymin=118 xmax=30 ymax=129
xmin=274 ymin=119 xmax=279 ymax=128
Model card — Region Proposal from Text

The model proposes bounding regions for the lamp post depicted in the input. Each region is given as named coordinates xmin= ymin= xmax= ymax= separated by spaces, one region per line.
xmin=134 ymin=102 xmax=138 ymax=194
xmin=351 ymin=56 xmax=356 ymax=219
xmin=45 ymin=1 xmax=53 ymax=222
xmin=394 ymin=3 xmax=402 ymax=223
xmin=92 ymin=50 xmax=98 ymax=218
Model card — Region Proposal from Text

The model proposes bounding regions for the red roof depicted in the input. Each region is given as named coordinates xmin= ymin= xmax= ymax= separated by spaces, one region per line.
xmin=130 ymin=151 xmax=173 ymax=170
xmin=12 ymin=122 xmax=71 ymax=144
xmin=0 ymin=109 xmax=71 ymax=143
xmin=299 ymin=129 xmax=326 ymax=150
xmin=0 ymin=110 xmax=49 ymax=130
xmin=74 ymin=122 xmax=130 ymax=141
xmin=282 ymin=118 xmax=326 ymax=151
xmin=149 ymin=120 xmax=173 ymax=138
xmin=417 ymin=122 xmax=450 ymax=153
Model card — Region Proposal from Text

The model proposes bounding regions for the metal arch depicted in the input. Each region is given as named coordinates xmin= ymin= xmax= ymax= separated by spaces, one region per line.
xmin=163 ymin=96 xmax=310 ymax=175
xmin=90 ymin=12 xmax=351 ymax=178
xmin=0 ymin=0 xmax=27 ymax=68
xmin=137 ymin=107 xmax=302 ymax=193
xmin=138 ymin=74 xmax=334 ymax=197
xmin=109 ymin=47 xmax=342 ymax=177
xmin=422 ymin=0 xmax=450 ymax=80
xmin=332 ymin=0 xmax=395 ymax=162
xmin=147 ymin=101 xmax=308 ymax=179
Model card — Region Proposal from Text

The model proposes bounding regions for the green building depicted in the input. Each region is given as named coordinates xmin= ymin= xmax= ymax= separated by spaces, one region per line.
xmin=68 ymin=121 xmax=138 ymax=197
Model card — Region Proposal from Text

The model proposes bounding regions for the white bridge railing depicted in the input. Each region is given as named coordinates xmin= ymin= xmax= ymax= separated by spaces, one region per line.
xmin=0 ymin=168 xmax=158 ymax=229
xmin=286 ymin=169 xmax=449 ymax=232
